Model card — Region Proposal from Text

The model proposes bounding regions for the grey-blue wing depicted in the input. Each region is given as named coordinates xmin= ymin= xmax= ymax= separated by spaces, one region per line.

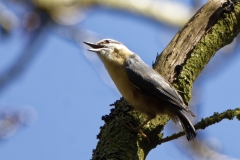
xmin=125 ymin=54 xmax=194 ymax=116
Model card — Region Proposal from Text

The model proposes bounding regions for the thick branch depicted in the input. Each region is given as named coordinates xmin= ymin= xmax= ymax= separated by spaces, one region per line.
xmin=92 ymin=0 xmax=240 ymax=159
xmin=154 ymin=0 xmax=240 ymax=102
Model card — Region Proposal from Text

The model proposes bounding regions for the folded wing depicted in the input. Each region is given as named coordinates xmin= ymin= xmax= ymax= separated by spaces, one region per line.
xmin=125 ymin=54 xmax=194 ymax=117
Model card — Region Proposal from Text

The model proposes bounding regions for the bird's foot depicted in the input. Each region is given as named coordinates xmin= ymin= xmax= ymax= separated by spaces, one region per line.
xmin=122 ymin=122 xmax=150 ymax=143
xmin=123 ymin=122 xmax=140 ymax=132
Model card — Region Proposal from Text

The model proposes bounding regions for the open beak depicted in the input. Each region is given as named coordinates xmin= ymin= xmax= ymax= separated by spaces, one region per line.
xmin=83 ymin=41 xmax=104 ymax=52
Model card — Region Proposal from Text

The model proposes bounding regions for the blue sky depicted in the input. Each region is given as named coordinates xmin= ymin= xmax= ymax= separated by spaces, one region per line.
xmin=0 ymin=1 xmax=240 ymax=159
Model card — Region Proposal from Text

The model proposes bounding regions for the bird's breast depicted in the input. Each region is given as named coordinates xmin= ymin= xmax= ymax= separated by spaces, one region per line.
xmin=104 ymin=61 xmax=160 ymax=117
xmin=105 ymin=62 xmax=135 ymax=101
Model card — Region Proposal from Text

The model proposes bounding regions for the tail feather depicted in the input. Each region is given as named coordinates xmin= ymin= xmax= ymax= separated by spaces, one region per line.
xmin=176 ymin=110 xmax=196 ymax=141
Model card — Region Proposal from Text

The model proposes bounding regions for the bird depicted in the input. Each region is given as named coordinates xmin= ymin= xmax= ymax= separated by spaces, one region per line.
xmin=84 ymin=39 xmax=196 ymax=141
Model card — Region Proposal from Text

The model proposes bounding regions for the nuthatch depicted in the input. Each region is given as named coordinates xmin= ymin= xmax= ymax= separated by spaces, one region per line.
xmin=84 ymin=39 xmax=196 ymax=141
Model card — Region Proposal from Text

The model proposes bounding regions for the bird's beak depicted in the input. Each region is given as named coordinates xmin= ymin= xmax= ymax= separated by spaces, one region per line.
xmin=83 ymin=41 xmax=104 ymax=52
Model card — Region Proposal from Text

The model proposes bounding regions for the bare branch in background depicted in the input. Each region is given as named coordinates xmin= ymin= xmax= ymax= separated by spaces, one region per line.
xmin=36 ymin=0 xmax=195 ymax=26
xmin=0 ymin=9 xmax=50 ymax=94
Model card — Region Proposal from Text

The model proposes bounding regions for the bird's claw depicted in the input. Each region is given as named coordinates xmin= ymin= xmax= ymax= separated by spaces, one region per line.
xmin=122 ymin=122 xmax=150 ymax=144
xmin=123 ymin=122 xmax=139 ymax=132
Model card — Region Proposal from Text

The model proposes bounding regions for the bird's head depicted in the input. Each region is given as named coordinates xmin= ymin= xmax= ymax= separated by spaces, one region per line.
xmin=84 ymin=39 xmax=134 ymax=65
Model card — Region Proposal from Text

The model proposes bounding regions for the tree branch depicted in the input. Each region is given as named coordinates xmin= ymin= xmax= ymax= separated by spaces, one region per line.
xmin=154 ymin=0 xmax=240 ymax=102
xmin=159 ymin=108 xmax=240 ymax=144
xmin=92 ymin=0 xmax=240 ymax=159
xmin=34 ymin=0 xmax=194 ymax=26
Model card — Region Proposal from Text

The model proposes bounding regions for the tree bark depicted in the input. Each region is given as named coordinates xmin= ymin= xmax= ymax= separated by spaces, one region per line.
xmin=92 ymin=0 xmax=240 ymax=159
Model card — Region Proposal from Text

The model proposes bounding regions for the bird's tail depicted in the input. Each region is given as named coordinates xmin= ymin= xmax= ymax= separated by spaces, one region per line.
xmin=176 ymin=110 xmax=196 ymax=141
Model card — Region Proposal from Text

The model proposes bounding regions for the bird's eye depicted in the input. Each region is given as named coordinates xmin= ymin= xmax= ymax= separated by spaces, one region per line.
xmin=105 ymin=40 xmax=109 ymax=43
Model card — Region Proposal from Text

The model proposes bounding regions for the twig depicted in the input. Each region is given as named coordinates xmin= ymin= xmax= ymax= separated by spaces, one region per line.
xmin=159 ymin=108 xmax=240 ymax=144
